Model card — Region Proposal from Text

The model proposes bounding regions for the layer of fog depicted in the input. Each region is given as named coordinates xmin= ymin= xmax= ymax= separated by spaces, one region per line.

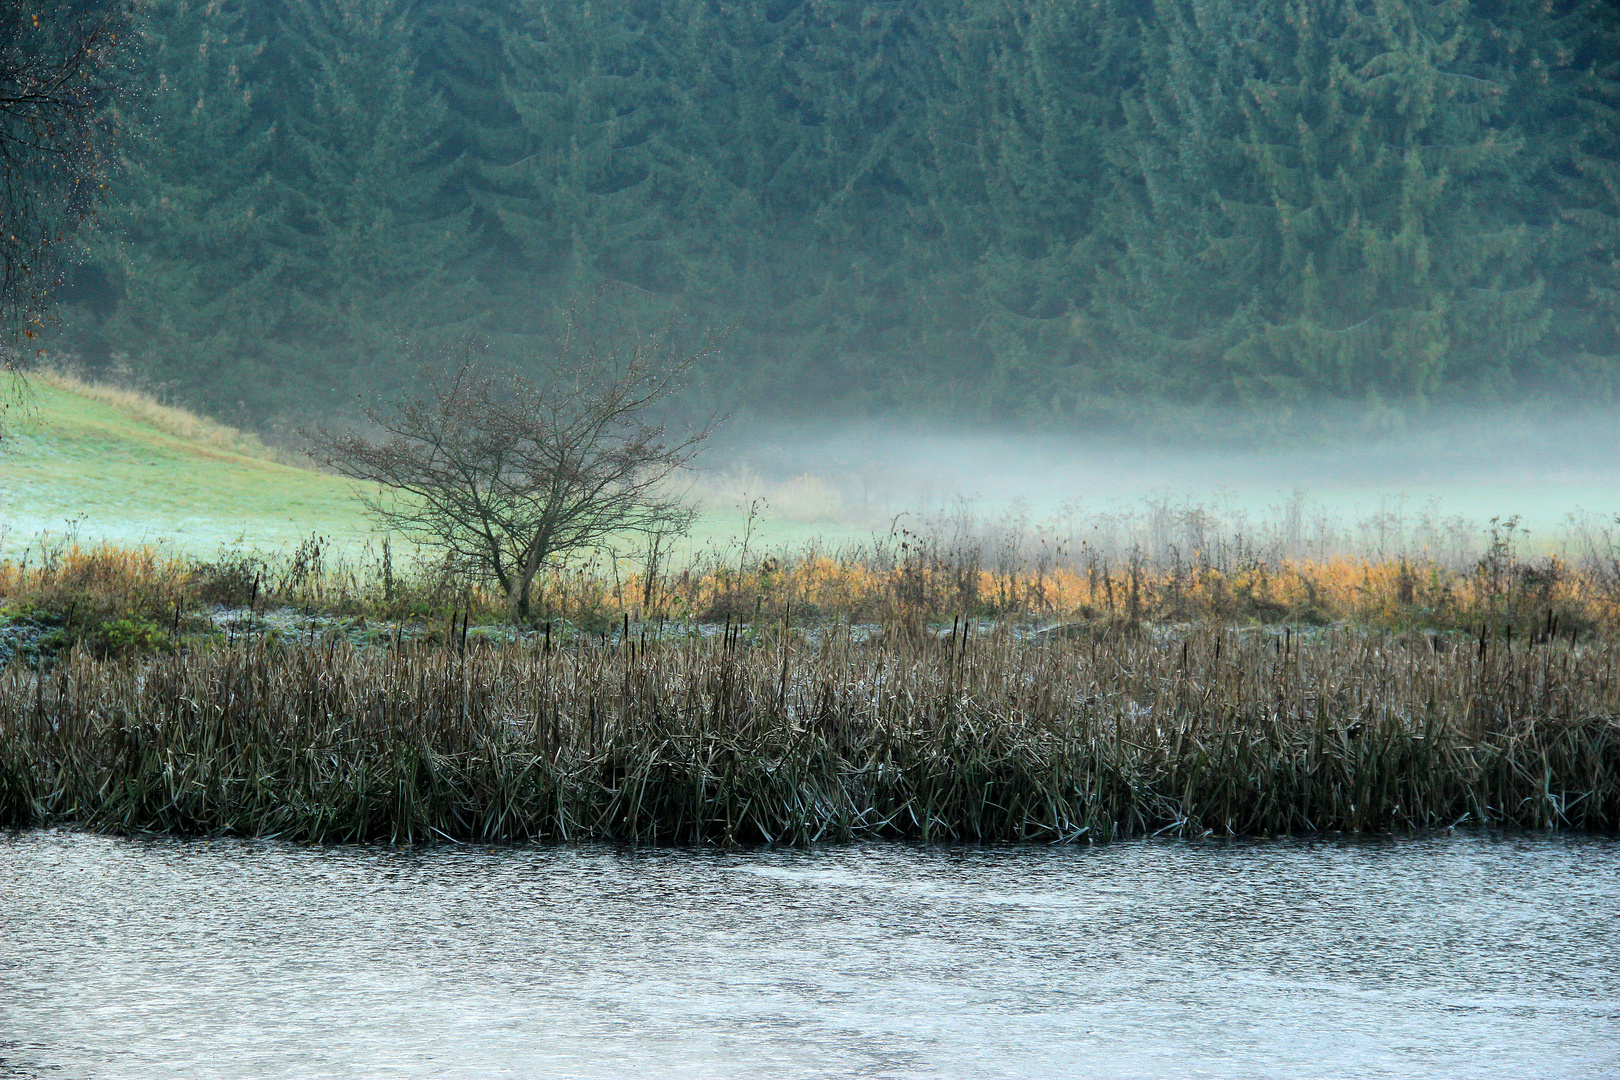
xmin=689 ymin=410 xmax=1620 ymax=567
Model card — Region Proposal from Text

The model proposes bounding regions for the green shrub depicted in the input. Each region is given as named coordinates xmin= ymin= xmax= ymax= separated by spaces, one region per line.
xmin=89 ymin=619 xmax=173 ymax=657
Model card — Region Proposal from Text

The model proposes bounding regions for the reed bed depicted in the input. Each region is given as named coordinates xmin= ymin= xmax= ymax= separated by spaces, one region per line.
xmin=3 ymin=624 xmax=1615 ymax=844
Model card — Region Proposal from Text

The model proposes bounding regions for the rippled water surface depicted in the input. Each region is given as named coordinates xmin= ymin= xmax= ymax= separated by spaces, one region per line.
xmin=2 ymin=831 xmax=1616 ymax=1079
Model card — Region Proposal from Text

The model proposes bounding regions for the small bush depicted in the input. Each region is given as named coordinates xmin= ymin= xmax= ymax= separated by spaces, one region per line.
xmin=191 ymin=547 xmax=264 ymax=607
xmin=87 ymin=618 xmax=173 ymax=657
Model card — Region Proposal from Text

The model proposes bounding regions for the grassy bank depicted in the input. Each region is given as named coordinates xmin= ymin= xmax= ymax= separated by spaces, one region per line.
xmin=2 ymin=623 xmax=1615 ymax=844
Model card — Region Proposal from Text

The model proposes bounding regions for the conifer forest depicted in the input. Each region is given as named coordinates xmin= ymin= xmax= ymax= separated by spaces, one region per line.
xmin=40 ymin=0 xmax=1620 ymax=427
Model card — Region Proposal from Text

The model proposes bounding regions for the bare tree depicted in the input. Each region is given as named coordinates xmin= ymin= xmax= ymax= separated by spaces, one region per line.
xmin=1 ymin=1 xmax=136 ymax=357
xmin=310 ymin=320 xmax=719 ymax=622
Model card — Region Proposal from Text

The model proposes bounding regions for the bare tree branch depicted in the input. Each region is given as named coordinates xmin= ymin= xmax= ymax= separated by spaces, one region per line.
xmin=0 ymin=1 xmax=136 ymax=361
xmin=309 ymin=311 xmax=722 ymax=622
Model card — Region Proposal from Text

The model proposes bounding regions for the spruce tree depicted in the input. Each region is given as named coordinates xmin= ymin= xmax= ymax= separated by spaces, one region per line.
xmin=483 ymin=2 xmax=668 ymax=292
xmin=912 ymin=0 xmax=1141 ymax=418
xmin=1096 ymin=0 xmax=1552 ymax=407
xmin=66 ymin=0 xmax=290 ymax=414
xmin=271 ymin=0 xmax=476 ymax=399
xmin=1537 ymin=0 xmax=1620 ymax=397
xmin=662 ymin=0 xmax=929 ymax=410
xmin=479 ymin=0 xmax=934 ymax=412
xmin=414 ymin=0 xmax=524 ymax=233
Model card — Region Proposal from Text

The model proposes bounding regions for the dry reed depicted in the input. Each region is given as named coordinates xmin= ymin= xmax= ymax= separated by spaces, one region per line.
xmin=3 ymin=623 xmax=1614 ymax=844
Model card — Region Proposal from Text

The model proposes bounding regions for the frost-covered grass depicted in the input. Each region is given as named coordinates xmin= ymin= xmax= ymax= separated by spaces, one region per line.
xmin=0 ymin=374 xmax=368 ymax=558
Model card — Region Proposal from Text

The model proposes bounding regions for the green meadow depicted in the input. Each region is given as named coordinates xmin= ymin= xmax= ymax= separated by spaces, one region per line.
xmin=0 ymin=375 xmax=847 ymax=564
xmin=1 ymin=377 xmax=366 ymax=558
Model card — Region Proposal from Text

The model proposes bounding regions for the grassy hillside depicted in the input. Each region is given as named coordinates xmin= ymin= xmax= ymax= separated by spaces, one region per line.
xmin=1 ymin=373 xmax=368 ymax=559
xmin=0 ymin=373 xmax=849 ymax=564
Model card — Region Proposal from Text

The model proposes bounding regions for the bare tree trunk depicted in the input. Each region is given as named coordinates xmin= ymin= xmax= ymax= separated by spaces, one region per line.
xmin=507 ymin=571 xmax=537 ymax=624
xmin=509 ymin=548 xmax=545 ymax=624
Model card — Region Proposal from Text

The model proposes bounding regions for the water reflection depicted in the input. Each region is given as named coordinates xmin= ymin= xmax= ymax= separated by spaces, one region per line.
xmin=2 ymin=831 xmax=1616 ymax=1079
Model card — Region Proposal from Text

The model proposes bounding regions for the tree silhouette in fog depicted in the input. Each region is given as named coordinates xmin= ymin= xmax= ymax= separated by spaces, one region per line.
xmin=310 ymin=311 xmax=719 ymax=622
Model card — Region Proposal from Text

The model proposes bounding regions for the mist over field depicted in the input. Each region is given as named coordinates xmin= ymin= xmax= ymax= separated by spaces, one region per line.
xmin=6 ymin=373 xmax=1620 ymax=570
xmin=696 ymin=409 xmax=1620 ymax=547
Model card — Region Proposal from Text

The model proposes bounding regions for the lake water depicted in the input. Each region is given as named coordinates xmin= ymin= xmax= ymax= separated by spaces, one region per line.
xmin=2 ymin=830 xmax=1616 ymax=1079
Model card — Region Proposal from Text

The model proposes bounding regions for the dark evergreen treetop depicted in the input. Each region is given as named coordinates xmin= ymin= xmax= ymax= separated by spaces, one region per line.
xmin=40 ymin=0 xmax=1620 ymax=426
